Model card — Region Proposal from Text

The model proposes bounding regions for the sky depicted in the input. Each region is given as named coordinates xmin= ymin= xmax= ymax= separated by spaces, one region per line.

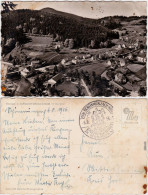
xmin=11 ymin=1 xmax=147 ymax=19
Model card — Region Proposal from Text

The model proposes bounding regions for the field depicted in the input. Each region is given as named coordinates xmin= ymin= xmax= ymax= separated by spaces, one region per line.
xmin=22 ymin=35 xmax=55 ymax=59
xmin=23 ymin=36 xmax=78 ymax=65
xmin=25 ymin=35 xmax=53 ymax=47
xmin=78 ymin=62 xmax=108 ymax=75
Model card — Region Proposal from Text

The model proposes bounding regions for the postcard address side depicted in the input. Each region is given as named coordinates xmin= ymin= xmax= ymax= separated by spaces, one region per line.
xmin=0 ymin=98 xmax=147 ymax=194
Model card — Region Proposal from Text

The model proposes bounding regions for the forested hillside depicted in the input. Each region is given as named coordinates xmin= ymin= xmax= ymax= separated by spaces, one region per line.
xmin=2 ymin=8 xmax=119 ymax=51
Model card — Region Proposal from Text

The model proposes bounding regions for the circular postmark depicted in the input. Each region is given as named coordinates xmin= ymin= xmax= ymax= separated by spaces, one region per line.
xmin=79 ymin=100 xmax=113 ymax=140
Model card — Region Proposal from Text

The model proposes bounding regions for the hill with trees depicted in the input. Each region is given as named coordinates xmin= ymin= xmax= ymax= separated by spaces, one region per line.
xmin=2 ymin=6 xmax=146 ymax=53
xmin=1 ymin=7 xmax=121 ymax=54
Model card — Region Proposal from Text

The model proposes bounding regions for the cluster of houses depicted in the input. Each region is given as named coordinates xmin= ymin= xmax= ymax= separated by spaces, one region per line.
xmin=112 ymin=26 xmax=146 ymax=51
xmin=114 ymin=38 xmax=139 ymax=50
xmin=2 ymin=39 xmax=146 ymax=96
xmin=34 ymin=48 xmax=146 ymax=94
xmin=100 ymin=51 xmax=146 ymax=94
xmin=61 ymin=54 xmax=94 ymax=66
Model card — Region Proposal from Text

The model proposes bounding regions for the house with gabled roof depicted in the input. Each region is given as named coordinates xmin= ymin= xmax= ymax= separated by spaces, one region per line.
xmin=136 ymin=53 xmax=146 ymax=63
xmin=48 ymin=73 xmax=63 ymax=87
xmin=119 ymin=58 xmax=126 ymax=67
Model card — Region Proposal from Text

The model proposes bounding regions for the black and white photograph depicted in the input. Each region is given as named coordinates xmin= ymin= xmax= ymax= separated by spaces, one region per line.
xmin=1 ymin=1 xmax=147 ymax=97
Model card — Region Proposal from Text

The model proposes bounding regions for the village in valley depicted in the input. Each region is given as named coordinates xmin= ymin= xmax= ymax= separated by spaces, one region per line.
xmin=1 ymin=3 xmax=147 ymax=96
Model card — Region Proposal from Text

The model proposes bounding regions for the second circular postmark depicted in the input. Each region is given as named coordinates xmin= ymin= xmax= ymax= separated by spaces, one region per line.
xmin=79 ymin=100 xmax=114 ymax=140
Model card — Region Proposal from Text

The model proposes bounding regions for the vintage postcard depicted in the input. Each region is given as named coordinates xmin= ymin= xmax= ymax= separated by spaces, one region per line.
xmin=0 ymin=98 xmax=147 ymax=194
xmin=1 ymin=1 xmax=147 ymax=97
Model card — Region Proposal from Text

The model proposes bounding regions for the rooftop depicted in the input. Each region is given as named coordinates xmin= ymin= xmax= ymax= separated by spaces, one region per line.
xmin=137 ymin=53 xmax=146 ymax=58
xmin=127 ymin=64 xmax=145 ymax=73
xmin=51 ymin=73 xmax=63 ymax=82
